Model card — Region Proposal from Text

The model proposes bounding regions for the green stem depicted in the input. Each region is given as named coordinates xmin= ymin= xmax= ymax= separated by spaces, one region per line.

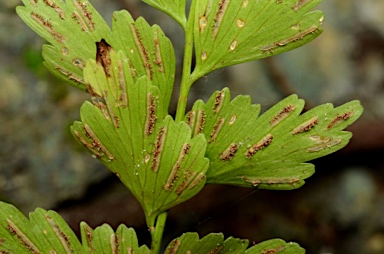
xmin=150 ymin=211 xmax=168 ymax=254
xmin=150 ymin=3 xmax=198 ymax=253
xmin=175 ymin=1 xmax=197 ymax=122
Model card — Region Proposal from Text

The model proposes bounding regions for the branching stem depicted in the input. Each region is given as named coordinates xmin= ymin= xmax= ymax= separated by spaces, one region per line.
xmin=135 ymin=1 xmax=197 ymax=247
xmin=150 ymin=2 xmax=198 ymax=253
xmin=175 ymin=1 xmax=197 ymax=122
xmin=150 ymin=211 xmax=168 ymax=253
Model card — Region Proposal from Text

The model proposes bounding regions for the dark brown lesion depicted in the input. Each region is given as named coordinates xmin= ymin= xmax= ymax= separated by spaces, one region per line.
xmin=219 ymin=143 xmax=238 ymax=161
xmin=213 ymin=0 xmax=230 ymax=37
xmin=164 ymin=143 xmax=191 ymax=191
xmin=30 ymin=12 xmax=65 ymax=43
xmin=72 ymin=0 xmax=95 ymax=30
xmin=245 ymin=134 xmax=273 ymax=158
xmin=82 ymin=124 xmax=115 ymax=160
xmin=145 ymin=94 xmax=157 ymax=136
xmin=209 ymin=117 xmax=225 ymax=143
xmin=196 ymin=110 xmax=206 ymax=135
xmin=188 ymin=173 xmax=206 ymax=190
xmin=45 ymin=215 xmax=72 ymax=252
xmin=270 ymin=105 xmax=295 ymax=127
xmin=188 ymin=109 xmax=206 ymax=137
xmin=6 ymin=219 xmax=40 ymax=254
xmin=84 ymin=225 xmax=94 ymax=252
xmin=130 ymin=24 xmax=153 ymax=79
xmin=210 ymin=246 xmax=223 ymax=254
xmin=213 ymin=91 xmax=224 ymax=113
xmin=29 ymin=0 xmax=38 ymax=7
xmin=292 ymin=116 xmax=319 ymax=134
xmin=153 ymin=33 xmax=164 ymax=72
xmin=326 ymin=111 xmax=353 ymax=129
xmin=54 ymin=66 xmax=84 ymax=84
xmin=43 ymin=0 xmax=65 ymax=19
xmin=186 ymin=111 xmax=195 ymax=127
xmin=96 ymin=39 xmax=112 ymax=77
xmin=292 ymin=0 xmax=310 ymax=11
xmin=117 ymin=61 xmax=128 ymax=108
xmin=152 ymin=127 xmax=166 ymax=172
xmin=110 ymin=233 xmax=120 ymax=253
xmin=177 ymin=171 xmax=196 ymax=195
xmin=85 ymin=83 xmax=101 ymax=97
xmin=166 ymin=239 xmax=181 ymax=253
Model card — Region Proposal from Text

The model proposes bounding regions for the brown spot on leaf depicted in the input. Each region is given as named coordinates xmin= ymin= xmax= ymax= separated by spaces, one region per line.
xmin=219 ymin=143 xmax=238 ymax=161
xmin=213 ymin=91 xmax=225 ymax=113
xmin=6 ymin=219 xmax=40 ymax=254
xmin=188 ymin=173 xmax=206 ymax=190
xmin=85 ymin=225 xmax=94 ymax=252
xmin=43 ymin=0 xmax=65 ymax=19
xmin=73 ymin=0 xmax=95 ymax=30
xmin=153 ymin=31 xmax=163 ymax=72
xmin=145 ymin=94 xmax=157 ymax=136
xmin=246 ymin=134 xmax=273 ymax=158
xmin=46 ymin=215 xmax=72 ymax=253
xmin=199 ymin=15 xmax=208 ymax=32
xmin=54 ymin=66 xmax=84 ymax=84
xmin=72 ymin=58 xmax=85 ymax=69
xmin=152 ymin=127 xmax=166 ymax=172
xmin=270 ymin=105 xmax=295 ymax=127
xmin=165 ymin=143 xmax=191 ymax=191
xmin=83 ymin=124 xmax=115 ymax=160
xmin=327 ymin=111 xmax=353 ymax=129
xmin=31 ymin=12 xmax=65 ymax=42
xmin=213 ymin=0 xmax=230 ymax=37
xmin=116 ymin=60 xmax=128 ymax=108
xmin=177 ymin=171 xmax=196 ymax=195
xmin=96 ymin=39 xmax=112 ymax=76
xmin=292 ymin=116 xmax=319 ymax=134
xmin=209 ymin=117 xmax=225 ymax=143
xmin=292 ymin=0 xmax=311 ymax=11
xmin=130 ymin=24 xmax=153 ymax=79
xmin=167 ymin=239 xmax=181 ymax=254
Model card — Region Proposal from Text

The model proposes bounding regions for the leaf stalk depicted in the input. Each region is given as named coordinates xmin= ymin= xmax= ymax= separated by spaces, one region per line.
xmin=175 ymin=1 xmax=197 ymax=122
xmin=150 ymin=211 xmax=168 ymax=254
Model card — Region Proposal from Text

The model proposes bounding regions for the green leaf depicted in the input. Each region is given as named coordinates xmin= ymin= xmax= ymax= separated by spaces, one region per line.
xmin=0 ymin=201 xmax=81 ymax=253
xmin=142 ymin=0 xmax=187 ymax=29
xmin=185 ymin=88 xmax=363 ymax=190
xmin=16 ymin=0 xmax=112 ymax=90
xmin=192 ymin=0 xmax=324 ymax=80
xmin=164 ymin=233 xmax=304 ymax=253
xmin=80 ymin=222 xmax=151 ymax=254
xmin=0 ymin=201 xmax=149 ymax=253
xmin=16 ymin=1 xmax=176 ymax=110
xmin=245 ymin=239 xmax=305 ymax=254
xmin=110 ymin=10 xmax=176 ymax=112
xmin=71 ymin=48 xmax=209 ymax=225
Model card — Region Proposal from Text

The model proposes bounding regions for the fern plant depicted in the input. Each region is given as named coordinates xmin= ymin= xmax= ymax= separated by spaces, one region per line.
xmin=0 ymin=0 xmax=363 ymax=253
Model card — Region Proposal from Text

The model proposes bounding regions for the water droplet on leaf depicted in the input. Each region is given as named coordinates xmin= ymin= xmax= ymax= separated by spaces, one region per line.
xmin=229 ymin=40 xmax=238 ymax=51
xmin=319 ymin=16 xmax=325 ymax=24
xmin=291 ymin=23 xmax=300 ymax=30
xmin=72 ymin=58 xmax=85 ymax=69
xmin=201 ymin=52 xmax=207 ymax=61
xmin=144 ymin=154 xmax=150 ymax=163
xmin=236 ymin=19 xmax=245 ymax=28
xmin=229 ymin=115 xmax=237 ymax=124
xmin=199 ymin=16 xmax=208 ymax=32
xmin=62 ymin=47 xmax=68 ymax=55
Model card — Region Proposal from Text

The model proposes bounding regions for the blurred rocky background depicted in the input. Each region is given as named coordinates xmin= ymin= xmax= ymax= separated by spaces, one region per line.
xmin=1 ymin=0 xmax=384 ymax=253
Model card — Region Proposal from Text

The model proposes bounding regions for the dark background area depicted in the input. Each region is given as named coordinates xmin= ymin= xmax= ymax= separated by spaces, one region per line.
xmin=1 ymin=0 xmax=384 ymax=253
